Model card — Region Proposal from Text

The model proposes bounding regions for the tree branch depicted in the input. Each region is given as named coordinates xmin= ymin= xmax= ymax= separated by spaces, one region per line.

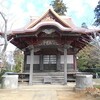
xmin=0 ymin=11 xmax=8 ymax=55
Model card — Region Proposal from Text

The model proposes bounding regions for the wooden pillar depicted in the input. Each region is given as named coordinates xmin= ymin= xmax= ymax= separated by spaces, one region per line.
xmin=24 ymin=51 xmax=29 ymax=72
xmin=40 ymin=54 xmax=43 ymax=71
xmin=56 ymin=53 xmax=60 ymax=71
xmin=64 ymin=45 xmax=67 ymax=85
xmin=29 ymin=46 xmax=34 ymax=85
xmin=23 ymin=52 xmax=26 ymax=72
xmin=74 ymin=54 xmax=77 ymax=71
xmin=73 ymin=48 xmax=78 ymax=72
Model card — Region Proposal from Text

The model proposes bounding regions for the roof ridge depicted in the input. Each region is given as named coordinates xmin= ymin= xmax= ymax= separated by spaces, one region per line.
xmin=25 ymin=8 xmax=75 ymax=29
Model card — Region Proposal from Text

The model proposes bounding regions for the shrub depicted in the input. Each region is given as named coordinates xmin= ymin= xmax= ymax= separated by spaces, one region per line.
xmin=0 ymin=69 xmax=7 ymax=83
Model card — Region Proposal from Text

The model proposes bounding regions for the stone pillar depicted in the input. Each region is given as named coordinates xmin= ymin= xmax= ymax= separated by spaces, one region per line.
xmin=64 ymin=45 xmax=67 ymax=84
xmin=56 ymin=53 xmax=60 ymax=71
xmin=29 ymin=46 xmax=34 ymax=85
xmin=40 ymin=54 xmax=43 ymax=71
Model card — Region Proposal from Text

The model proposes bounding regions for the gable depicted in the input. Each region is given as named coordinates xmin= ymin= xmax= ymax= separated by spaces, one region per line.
xmin=26 ymin=9 xmax=75 ymax=29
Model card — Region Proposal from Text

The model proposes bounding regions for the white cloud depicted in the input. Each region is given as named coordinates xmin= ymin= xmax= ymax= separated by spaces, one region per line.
xmin=10 ymin=0 xmax=24 ymax=6
xmin=0 ymin=0 xmax=99 ymax=30
xmin=69 ymin=1 xmax=85 ymax=18
xmin=64 ymin=0 xmax=99 ymax=18
xmin=86 ymin=0 xmax=99 ymax=8
xmin=2 ymin=0 xmax=50 ymax=30
xmin=0 ymin=0 xmax=26 ymax=30
xmin=62 ymin=0 xmax=100 ymax=26
xmin=26 ymin=3 xmax=38 ymax=16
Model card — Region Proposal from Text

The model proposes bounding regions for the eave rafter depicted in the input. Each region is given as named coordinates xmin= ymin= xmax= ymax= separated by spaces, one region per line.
xmin=13 ymin=38 xmax=28 ymax=49
xmin=71 ymin=39 xmax=86 ymax=50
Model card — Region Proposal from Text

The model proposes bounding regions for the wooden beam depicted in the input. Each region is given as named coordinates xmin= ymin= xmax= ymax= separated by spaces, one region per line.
xmin=15 ymin=34 xmax=36 ymax=38
xmin=62 ymin=33 xmax=81 ymax=36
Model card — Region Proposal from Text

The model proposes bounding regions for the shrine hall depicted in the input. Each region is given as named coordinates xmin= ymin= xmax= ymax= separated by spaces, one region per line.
xmin=8 ymin=9 xmax=98 ymax=85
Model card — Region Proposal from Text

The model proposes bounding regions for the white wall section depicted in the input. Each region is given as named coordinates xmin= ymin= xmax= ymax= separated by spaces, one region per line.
xmin=27 ymin=55 xmax=39 ymax=64
xmin=26 ymin=55 xmax=73 ymax=64
xmin=61 ymin=55 xmax=73 ymax=64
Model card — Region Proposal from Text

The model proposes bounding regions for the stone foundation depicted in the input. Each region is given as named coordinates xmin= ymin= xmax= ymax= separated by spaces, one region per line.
xmin=1 ymin=75 xmax=18 ymax=89
xmin=75 ymin=74 xmax=93 ymax=91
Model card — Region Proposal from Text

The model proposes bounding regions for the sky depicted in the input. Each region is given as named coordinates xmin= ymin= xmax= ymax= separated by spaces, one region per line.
xmin=0 ymin=0 xmax=99 ymax=29
xmin=0 ymin=0 xmax=99 ymax=51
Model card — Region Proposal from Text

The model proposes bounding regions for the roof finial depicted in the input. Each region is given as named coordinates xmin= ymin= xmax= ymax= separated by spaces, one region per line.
xmin=48 ymin=5 xmax=53 ymax=10
xmin=30 ymin=16 xmax=33 ymax=22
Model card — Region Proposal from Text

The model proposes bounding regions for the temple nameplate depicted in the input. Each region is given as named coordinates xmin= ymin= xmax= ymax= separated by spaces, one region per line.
xmin=39 ymin=40 xmax=58 ymax=46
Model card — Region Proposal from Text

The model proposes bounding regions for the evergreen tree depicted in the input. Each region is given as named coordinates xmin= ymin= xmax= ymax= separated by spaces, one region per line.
xmin=94 ymin=1 xmax=100 ymax=26
xmin=13 ymin=48 xmax=24 ymax=73
xmin=77 ymin=45 xmax=100 ymax=70
xmin=81 ymin=22 xmax=88 ymax=29
xmin=50 ymin=0 xmax=67 ymax=15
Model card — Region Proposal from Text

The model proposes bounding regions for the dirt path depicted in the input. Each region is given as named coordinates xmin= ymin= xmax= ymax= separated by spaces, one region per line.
xmin=57 ymin=90 xmax=99 ymax=100
xmin=0 ymin=84 xmax=100 ymax=100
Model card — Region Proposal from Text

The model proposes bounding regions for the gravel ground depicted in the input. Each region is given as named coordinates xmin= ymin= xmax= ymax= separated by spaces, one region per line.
xmin=0 ymin=83 xmax=99 ymax=100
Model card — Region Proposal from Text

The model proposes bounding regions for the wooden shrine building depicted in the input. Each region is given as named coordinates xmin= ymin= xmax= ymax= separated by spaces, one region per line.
xmin=8 ymin=9 xmax=98 ymax=85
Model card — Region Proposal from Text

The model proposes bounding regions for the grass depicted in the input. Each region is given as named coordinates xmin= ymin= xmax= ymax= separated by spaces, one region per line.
xmin=94 ymin=85 xmax=100 ymax=89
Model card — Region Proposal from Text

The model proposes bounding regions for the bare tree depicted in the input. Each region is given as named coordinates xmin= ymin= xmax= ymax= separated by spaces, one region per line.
xmin=0 ymin=12 xmax=8 ymax=55
xmin=80 ymin=29 xmax=100 ymax=61
xmin=0 ymin=1 xmax=14 ymax=56
xmin=0 ymin=1 xmax=15 ymax=71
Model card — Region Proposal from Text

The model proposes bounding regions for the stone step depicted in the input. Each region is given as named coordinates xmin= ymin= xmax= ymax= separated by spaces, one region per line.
xmin=33 ymin=76 xmax=74 ymax=79
xmin=19 ymin=72 xmax=76 ymax=84
xmin=33 ymin=77 xmax=74 ymax=81
xmin=32 ymin=77 xmax=75 ymax=84
xmin=33 ymin=72 xmax=76 ymax=76
xmin=19 ymin=84 xmax=74 ymax=91
xmin=33 ymin=76 xmax=64 ymax=78
xmin=33 ymin=72 xmax=64 ymax=76
xmin=32 ymin=72 xmax=75 ymax=84
xmin=33 ymin=77 xmax=75 ymax=80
